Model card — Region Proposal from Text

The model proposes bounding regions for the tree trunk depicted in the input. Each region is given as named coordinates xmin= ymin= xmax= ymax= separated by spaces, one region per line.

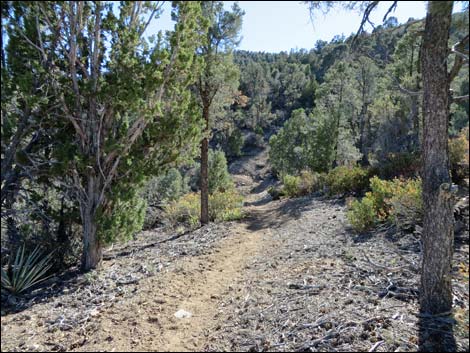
xmin=358 ymin=106 xmax=370 ymax=166
xmin=332 ymin=78 xmax=345 ymax=169
xmin=200 ymin=105 xmax=210 ymax=225
xmin=80 ymin=174 xmax=103 ymax=271
xmin=420 ymin=1 xmax=454 ymax=315
xmin=410 ymin=94 xmax=420 ymax=150
xmin=331 ymin=110 xmax=341 ymax=169
xmin=5 ymin=177 xmax=20 ymax=255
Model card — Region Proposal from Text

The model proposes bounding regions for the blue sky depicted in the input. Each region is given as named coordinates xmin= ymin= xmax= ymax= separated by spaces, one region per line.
xmin=232 ymin=1 xmax=427 ymax=52
xmin=146 ymin=1 xmax=466 ymax=53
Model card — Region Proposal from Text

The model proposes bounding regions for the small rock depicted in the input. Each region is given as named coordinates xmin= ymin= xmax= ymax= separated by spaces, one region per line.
xmin=344 ymin=298 xmax=354 ymax=305
xmin=174 ymin=309 xmax=192 ymax=319
xmin=148 ymin=316 xmax=159 ymax=323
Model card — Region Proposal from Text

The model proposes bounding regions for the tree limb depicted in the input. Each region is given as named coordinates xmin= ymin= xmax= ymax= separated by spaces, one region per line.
xmin=352 ymin=1 xmax=379 ymax=45
xmin=448 ymin=34 xmax=469 ymax=82
xmin=452 ymin=94 xmax=469 ymax=102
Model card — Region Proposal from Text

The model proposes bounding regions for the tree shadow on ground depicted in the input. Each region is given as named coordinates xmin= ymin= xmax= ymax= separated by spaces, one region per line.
xmin=244 ymin=193 xmax=273 ymax=207
xmin=418 ymin=312 xmax=457 ymax=352
xmin=249 ymin=176 xmax=276 ymax=194
xmin=243 ymin=196 xmax=313 ymax=231
xmin=243 ymin=195 xmax=343 ymax=232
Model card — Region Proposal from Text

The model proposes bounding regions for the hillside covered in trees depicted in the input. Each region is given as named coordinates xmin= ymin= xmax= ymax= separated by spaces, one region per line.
xmin=1 ymin=1 xmax=469 ymax=352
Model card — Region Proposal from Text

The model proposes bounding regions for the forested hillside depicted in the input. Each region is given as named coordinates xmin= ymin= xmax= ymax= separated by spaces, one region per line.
xmin=1 ymin=2 xmax=469 ymax=352
xmin=212 ymin=13 xmax=468 ymax=172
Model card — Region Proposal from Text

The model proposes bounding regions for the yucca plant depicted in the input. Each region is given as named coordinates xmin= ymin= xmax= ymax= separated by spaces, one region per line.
xmin=1 ymin=245 xmax=54 ymax=295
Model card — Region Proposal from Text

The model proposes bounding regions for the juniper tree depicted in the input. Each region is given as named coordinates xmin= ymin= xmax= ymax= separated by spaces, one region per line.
xmin=1 ymin=1 xmax=65 ymax=253
xmin=11 ymin=1 xmax=207 ymax=270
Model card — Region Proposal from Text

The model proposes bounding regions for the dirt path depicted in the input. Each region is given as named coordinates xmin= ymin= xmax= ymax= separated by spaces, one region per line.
xmin=1 ymin=152 xmax=468 ymax=352
xmin=1 ymin=169 xmax=279 ymax=352
xmin=77 ymin=220 xmax=269 ymax=352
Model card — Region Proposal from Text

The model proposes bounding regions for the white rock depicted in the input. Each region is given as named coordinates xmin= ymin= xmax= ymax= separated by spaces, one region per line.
xmin=174 ymin=309 xmax=192 ymax=319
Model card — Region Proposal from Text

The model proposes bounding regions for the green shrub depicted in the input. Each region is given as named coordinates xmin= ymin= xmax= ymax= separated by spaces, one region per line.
xmin=281 ymin=170 xmax=325 ymax=198
xmin=299 ymin=170 xmax=315 ymax=194
xmin=98 ymin=195 xmax=147 ymax=244
xmin=325 ymin=166 xmax=370 ymax=196
xmin=165 ymin=189 xmax=244 ymax=228
xmin=209 ymin=189 xmax=244 ymax=222
xmin=267 ymin=186 xmax=285 ymax=200
xmin=301 ymin=170 xmax=326 ymax=193
xmin=165 ymin=193 xmax=201 ymax=229
xmin=347 ymin=176 xmax=422 ymax=232
xmin=282 ymin=174 xmax=301 ymax=197
xmin=193 ymin=150 xmax=234 ymax=194
xmin=367 ymin=176 xmax=395 ymax=220
xmin=388 ymin=178 xmax=423 ymax=229
xmin=449 ymin=127 xmax=469 ymax=166
xmin=1 ymin=245 xmax=54 ymax=295
xmin=227 ymin=129 xmax=244 ymax=157
xmin=208 ymin=150 xmax=234 ymax=193
xmin=269 ymin=109 xmax=333 ymax=175
xmin=142 ymin=168 xmax=190 ymax=229
xmin=369 ymin=176 xmax=422 ymax=223
xmin=347 ymin=197 xmax=377 ymax=232
xmin=144 ymin=168 xmax=190 ymax=205
xmin=375 ymin=152 xmax=421 ymax=180
xmin=449 ymin=127 xmax=469 ymax=182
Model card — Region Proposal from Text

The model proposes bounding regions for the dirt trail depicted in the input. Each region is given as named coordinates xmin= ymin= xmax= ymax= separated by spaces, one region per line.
xmin=74 ymin=168 xmax=275 ymax=352
xmin=1 ymin=148 xmax=468 ymax=352
xmin=1 ymin=158 xmax=279 ymax=352
xmin=84 ymin=222 xmax=268 ymax=352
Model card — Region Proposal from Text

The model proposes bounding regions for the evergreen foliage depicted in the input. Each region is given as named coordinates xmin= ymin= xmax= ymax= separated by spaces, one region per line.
xmin=208 ymin=150 xmax=234 ymax=194
xmin=269 ymin=109 xmax=333 ymax=175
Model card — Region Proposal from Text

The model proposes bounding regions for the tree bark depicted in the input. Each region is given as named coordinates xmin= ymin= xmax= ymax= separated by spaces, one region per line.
xmin=358 ymin=64 xmax=370 ymax=166
xmin=200 ymin=105 xmax=210 ymax=225
xmin=80 ymin=174 xmax=103 ymax=271
xmin=358 ymin=106 xmax=369 ymax=166
xmin=420 ymin=1 xmax=454 ymax=315
xmin=410 ymin=94 xmax=420 ymax=150
xmin=332 ymin=75 xmax=345 ymax=169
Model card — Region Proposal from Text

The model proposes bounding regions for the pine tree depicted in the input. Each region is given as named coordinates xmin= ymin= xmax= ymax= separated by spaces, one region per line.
xmin=196 ymin=1 xmax=243 ymax=225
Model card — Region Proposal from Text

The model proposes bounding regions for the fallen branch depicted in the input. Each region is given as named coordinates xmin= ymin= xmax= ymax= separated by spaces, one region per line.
xmin=288 ymin=283 xmax=323 ymax=290
xmin=369 ymin=340 xmax=385 ymax=352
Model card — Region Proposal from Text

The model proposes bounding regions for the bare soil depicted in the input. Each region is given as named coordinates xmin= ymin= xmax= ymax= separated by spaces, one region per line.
xmin=1 ymin=149 xmax=468 ymax=352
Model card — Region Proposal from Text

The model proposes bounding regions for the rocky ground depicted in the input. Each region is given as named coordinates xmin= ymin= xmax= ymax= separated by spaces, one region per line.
xmin=1 ymin=148 xmax=469 ymax=352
